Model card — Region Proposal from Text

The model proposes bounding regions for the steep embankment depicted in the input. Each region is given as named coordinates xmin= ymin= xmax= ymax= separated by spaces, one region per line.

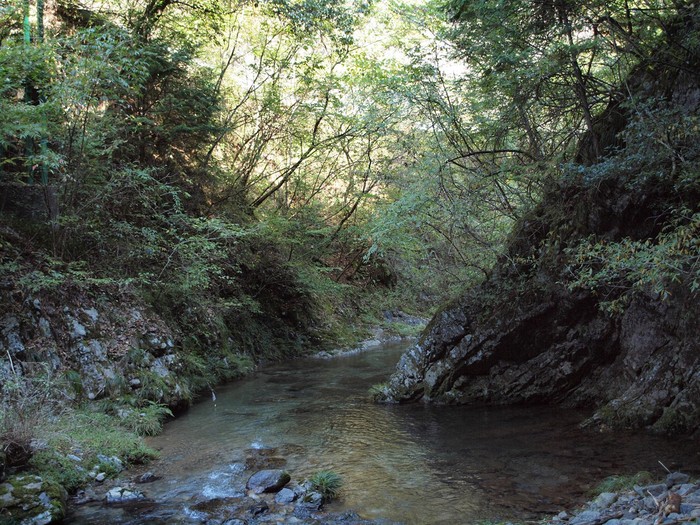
xmin=0 ymin=229 xmax=317 ymax=411
xmin=379 ymin=39 xmax=700 ymax=434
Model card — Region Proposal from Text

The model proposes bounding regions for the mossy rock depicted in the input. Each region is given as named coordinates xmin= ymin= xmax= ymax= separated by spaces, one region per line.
xmin=0 ymin=474 xmax=67 ymax=524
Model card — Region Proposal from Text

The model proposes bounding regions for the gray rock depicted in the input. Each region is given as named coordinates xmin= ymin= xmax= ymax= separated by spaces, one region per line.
xmin=38 ymin=317 xmax=52 ymax=338
xmin=1 ymin=315 xmax=25 ymax=357
xmin=135 ymin=471 xmax=160 ymax=484
xmin=685 ymin=493 xmax=700 ymax=504
xmin=593 ymin=492 xmax=618 ymax=509
xmin=72 ymin=488 xmax=98 ymax=506
xmin=82 ymin=308 xmax=99 ymax=323
xmin=95 ymin=473 xmax=106 ymax=482
xmin=70 ymin=318 xmax=87 ymax=339
xmin=275 ymin=487 xmax=297 ymax=504
xmin=677 ymin=483 xmax=696 ymax=496
xmin=246 ymin=469 xmax=291 ymax=494
xmin=97 ymin=454 xmax=123 ymax=472
xmin=641 ymin=483 xmax=667 ymax=497
xmin=105 ymin=486 xmax=146 ymax=504
xmin=571 ymin=510 xmax=602 ymax=525
xmin=666 ymin=472 xmax=690 ymax=487
xmin=642 ymin=496 xmax=658 ymax=511
xmin=294 ymin=491 xmax=324 ymax=515
xmin=152 ymin=356 xmax=173 ymax=378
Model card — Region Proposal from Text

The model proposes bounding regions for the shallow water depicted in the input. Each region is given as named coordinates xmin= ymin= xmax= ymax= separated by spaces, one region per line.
xmin=68 ymin=342 xmax=700 ymax=524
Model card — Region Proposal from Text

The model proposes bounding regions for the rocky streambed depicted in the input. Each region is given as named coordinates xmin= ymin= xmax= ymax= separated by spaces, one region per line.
xmin=547 ymin=472 xmax=700 ymax=525
xmin=63 ymin=446 xmax=397 ymax=525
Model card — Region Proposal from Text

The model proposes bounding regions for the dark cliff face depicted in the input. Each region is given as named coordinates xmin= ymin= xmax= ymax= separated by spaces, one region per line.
xmin=380 ymin=42 xmax=700 ymax=434
xmin=383 ymin=260 xmax=699 ymax=433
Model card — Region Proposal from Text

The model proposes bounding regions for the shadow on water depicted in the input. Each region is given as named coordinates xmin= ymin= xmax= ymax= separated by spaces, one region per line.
xmin=68 ymin=342 xmax=700 ymax=524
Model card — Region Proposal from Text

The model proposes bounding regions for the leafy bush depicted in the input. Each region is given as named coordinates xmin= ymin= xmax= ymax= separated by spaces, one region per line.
xmin=566 ymin=209 xmax=700 ymax=312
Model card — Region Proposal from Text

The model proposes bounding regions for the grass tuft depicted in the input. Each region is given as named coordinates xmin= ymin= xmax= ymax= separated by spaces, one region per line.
xmin=309 ymin=470 xmax=343 ymax=501
xmin=591 ymin=471 xmax=654 ymax=495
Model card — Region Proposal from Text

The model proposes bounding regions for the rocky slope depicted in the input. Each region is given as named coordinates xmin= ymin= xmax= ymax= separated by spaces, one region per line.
xmin=378 ymin=32 xmax=700 ymax=434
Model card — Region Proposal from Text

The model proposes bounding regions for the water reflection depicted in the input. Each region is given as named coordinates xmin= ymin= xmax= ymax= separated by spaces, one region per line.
xmin=68 ymin=342 xmax=700 ymax=524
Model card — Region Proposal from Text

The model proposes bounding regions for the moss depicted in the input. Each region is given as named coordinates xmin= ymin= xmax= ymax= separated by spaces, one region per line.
xmin=593 ymin=402 xmax=656 ymax=430
xmin=29 ymin=451 xmax=89 ymax=494
xmin=382 ymin=320 xmax=424 ymax=338
xmin=0 ymin=474 xmax=67 ymax=523
xmin=652 ymin=406 xmax=700 ymax=435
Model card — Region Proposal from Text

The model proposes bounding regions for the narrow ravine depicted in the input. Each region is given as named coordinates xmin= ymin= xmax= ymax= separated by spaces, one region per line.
xmin=67 ymin=342 xmax=700 ymax=524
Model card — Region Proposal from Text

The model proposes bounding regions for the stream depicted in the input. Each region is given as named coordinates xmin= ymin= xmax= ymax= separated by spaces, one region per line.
xmin=68 ymin=342 xmax=700 ymax=524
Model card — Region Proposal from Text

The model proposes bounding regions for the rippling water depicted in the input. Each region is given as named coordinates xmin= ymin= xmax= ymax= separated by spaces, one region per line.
xmin=68 ymin=342 xmax=700 ymax=524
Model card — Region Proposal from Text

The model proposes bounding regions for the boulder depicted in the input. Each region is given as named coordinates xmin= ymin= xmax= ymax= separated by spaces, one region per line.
xmin=246 ymin=469 xmax=290 ymax=494
xmin=0 ymin=474 xmax=67 ymax=524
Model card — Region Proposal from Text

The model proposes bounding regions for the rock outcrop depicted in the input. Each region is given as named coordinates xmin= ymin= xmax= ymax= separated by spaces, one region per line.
xmin=0 ymin=292 xmax=188 ymax=409
xmin=379 ymin=36 xmax=700 ymax=434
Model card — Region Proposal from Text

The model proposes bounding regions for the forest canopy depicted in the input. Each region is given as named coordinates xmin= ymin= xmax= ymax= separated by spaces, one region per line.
xmin=1 ymin=0 xmax=698 ymax=327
